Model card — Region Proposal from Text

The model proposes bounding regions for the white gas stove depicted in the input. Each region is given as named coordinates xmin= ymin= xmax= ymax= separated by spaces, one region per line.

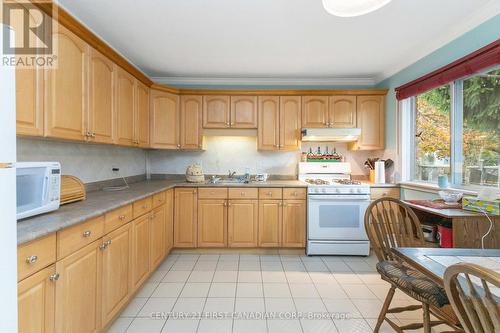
xmin=299 ymin=162 xmax=370 ymax=256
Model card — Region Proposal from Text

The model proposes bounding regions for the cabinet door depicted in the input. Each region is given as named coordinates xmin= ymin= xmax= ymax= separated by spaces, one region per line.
xmin=203 ymin=95 xmax=230 ymax=128
xmin=258 ymin=200 xmax=282 ymax=247
xmin=14 ymin=7 xmax=44 ymax=137
xmin=174 ymin=188 xmax=198 ymax=247
xmin=16 ymin=66 xmax=44 ymax=136
xmin=227 ymin=200 xmax=258 ymax=247
xmin=116 ymin=68 xmax=135 ymax=146
xmin=329 ymin=96 xmax=356 ymax=128
xmin=150 ymin=205 xmax=166 ymax=270
xmin=258 ymin=96 xmax=280 ymax=150
xmin=136 ymin=82 xmax=150 ymax=147
xmin=350 ymin=96 xmax=385 ymax=150
xmin=180 ymin=95 xmax=202 ymax=150
xmin=18 ymin=265 xmax=56 ymax=333
xmin=230 ymin=96 xmax=257 ymax=128
xmin=150 ymin=89 xmax=179 ymax=149
xmin=55 ymin=240 xmax=101 ymax=333
xmin=198 ymin=199 xmax=227 ymax=247
xmin=165 ymin=189 xmax=174 ymax=253
xmin=282 ymin=200 xmax=306 ymax=247
xmin=131 ymin=214 xmax=150 ymax=291
xmin=280 ymin=96 xmax=301 ymax=150
xmin=88 ymin=48 xmax=114 ymax=144
xmin=101 ymin=223 xmax=132 ymax=327
xmin=301 ymin=96 xmax=328 ymax=128
xmin=45 ymin=25 xmax=88 ymax=141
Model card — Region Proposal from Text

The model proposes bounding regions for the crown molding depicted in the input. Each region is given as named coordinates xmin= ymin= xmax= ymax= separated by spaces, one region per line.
xmin=375 ymin=0 xmax=500 ymax=83
xmin=151 ymin=76 xmax=377 ymax=87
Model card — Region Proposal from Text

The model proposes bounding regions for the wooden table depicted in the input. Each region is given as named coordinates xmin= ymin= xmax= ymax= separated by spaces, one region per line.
xmin=404 ymin=201 xmax=500 ymax=249
xmin=392 ymin=247 xmax=500 ymax=286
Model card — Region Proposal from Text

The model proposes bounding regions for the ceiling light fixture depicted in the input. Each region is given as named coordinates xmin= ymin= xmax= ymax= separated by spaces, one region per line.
xmin=322 ymin=0 xmax=392 ymax=17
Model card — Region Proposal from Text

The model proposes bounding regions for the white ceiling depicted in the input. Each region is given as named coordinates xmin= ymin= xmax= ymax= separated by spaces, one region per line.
xmin=57 ymin=0 xmax=500 ymax=86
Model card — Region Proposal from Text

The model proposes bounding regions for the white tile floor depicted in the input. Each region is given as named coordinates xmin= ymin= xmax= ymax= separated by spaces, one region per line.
xmin=106 ymin=252 xmax=448 ymax=333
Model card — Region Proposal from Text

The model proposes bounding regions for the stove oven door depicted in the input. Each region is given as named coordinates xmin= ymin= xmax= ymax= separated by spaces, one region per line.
xmin=308 ymin=194 xmax=370 ymax=241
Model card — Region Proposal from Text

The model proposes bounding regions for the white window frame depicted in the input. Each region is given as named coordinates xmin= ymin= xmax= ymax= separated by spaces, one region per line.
xmin=399 ymin=66 xmax=499 ymax=191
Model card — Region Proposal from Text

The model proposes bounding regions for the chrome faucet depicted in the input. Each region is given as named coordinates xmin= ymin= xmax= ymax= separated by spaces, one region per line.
xmin=228 ymin=170 xmax=236 ymax=179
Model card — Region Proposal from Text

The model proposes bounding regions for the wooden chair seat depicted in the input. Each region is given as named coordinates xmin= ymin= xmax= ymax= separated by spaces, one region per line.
xmin=377 ymin=260 xmax=449 ymax=308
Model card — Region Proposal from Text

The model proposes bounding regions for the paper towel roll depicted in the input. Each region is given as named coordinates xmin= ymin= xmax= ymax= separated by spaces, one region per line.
xmin=374 ymin=161 xmax=385 ymax=184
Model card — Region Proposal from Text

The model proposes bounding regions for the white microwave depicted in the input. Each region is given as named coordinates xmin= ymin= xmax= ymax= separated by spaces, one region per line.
xmin=17 ymin=162 xmax=61 ymax=220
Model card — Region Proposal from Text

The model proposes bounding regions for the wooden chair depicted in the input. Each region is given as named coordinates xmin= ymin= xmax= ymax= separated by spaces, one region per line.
xmin=444 ymin=263 xmax=500 ymax=333
xmin=364 ymin=198 xmax=461 ymax=333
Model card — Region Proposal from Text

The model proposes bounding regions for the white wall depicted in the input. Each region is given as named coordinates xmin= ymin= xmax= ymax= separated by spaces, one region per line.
xmin=17 ymin=137 xmax=147 ymax=183
xmin=149 ymin=135 xmax=396 ymax=180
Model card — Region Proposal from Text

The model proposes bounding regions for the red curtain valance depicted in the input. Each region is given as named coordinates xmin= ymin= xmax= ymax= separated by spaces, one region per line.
xmin=395 ymin=39 xmax=500 ymax=100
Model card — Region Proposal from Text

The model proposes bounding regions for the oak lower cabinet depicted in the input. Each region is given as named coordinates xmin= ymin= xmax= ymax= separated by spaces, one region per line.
xmin=174 ymin=188 xmax=198 ymax=247
xmin=227 ymin=200 xmax=258 ymax=247
xmin=150 ymin=205 xmax=166 ymax=270
xmin=349 ymin=95 xmax=385 ymax=150
xmin=130 ymin=214 xmax=150 ymax=291
xmin=198 ymin=199 xmax=227 ymax=247
xmin=18 ymin=265 xmax=56 ymax=333
xmin=282 ymin=200 xmax=306 ymax=247
xmin=165 ymin=189 xmax=174 ymax=252
xmin=258 ymin=200 xmax=282 ymax=247
xmin=150 ymin=89 xmax=180 ymax=149
xmin=55 ymin=240 xmax=102 ymax=333
xmin=101 ymin=223 xmax=132 ymax=327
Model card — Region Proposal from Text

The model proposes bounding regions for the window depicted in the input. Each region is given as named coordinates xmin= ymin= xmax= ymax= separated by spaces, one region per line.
xmin=404 ymin=67 xmax=500 ymax=189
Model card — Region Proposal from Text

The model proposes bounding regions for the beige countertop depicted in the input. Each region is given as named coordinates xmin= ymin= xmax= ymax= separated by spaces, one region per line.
xmin=17 ymin=179 xmax=307 ymax=245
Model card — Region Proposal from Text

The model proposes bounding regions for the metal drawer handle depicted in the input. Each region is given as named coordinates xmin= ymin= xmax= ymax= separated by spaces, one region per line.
xmin=118 ymin=215 xmax=126 ymax=220
xmin=83 ymin=230 xmax=91 ymax=238
xmin=241 ymin=192 xmax=245 ymax=196
xmin=143 ymin=205 xmax=148 ymax=209
xmin=267 ymin=191 xmax=272 ymax=195
xmin=106 ymin=240 xmax=112 ymax=246
xmin=99 ymin=243 xmax=107 ymax=250
xmin=49 ymin=273 xmax=60 ymax=282
xmin=26 ymin=255 xmax=38 ymax=264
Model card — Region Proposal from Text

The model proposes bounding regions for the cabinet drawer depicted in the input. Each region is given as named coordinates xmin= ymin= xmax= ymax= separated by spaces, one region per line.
xmin=104 ymin=204 xmax=133 ymax=234
xmin=228 ymin=188 xmax=258 ymax=199
xmin=198 ymin=187 xmax=228 ymax=199
xmin=370 ymin=187 xmax=400 ymax=200
xmin=17 ymin=234 xmax=56 ymax=281
xmin=133 ymin=196 xmax=153 ymax=218
xmin=283 ymin=188 xmax=307 ymax=200
xmin=153 ymin=191 xmax=166 ymax=208
xmin=57 ymin=216 xmax=104 ymax=259
xmin=259 ymin=188 xmax=283 ymax=199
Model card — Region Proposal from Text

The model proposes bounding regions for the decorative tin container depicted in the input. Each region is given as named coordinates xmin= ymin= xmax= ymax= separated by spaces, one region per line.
xmin=462 ymin=196 xmax=500 ymax=216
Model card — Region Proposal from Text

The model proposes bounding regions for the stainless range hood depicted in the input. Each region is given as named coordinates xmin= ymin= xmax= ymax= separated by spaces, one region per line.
xmin=301 ymin=128 xmax=361 ymax=142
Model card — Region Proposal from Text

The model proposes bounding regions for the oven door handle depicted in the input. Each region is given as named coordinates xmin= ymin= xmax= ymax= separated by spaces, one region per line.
xmin=308 ymin=195 xmax=370 ymax=201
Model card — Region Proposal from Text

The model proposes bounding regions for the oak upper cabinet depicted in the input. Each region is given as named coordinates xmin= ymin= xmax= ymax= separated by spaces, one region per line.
xmin=203 ymin=95 xmax=230 ymax=128
xmin=302 ymin=96 xmax=328 ymax=128
xmin=258 ymin=200 xmax=282 ymax=247
xmin=150 ymin=89 xmax=180 ymax=149
xmin=230 ymin=96 xmax=258 ymax=128
xmin=101 ymin=223 xmax=132 ymax=327
xmin=349 ymin=95 xmax=385 ymax=150
xmin=198 ymin=199 xmax=227 ymax=247
xmin=115 ymin=67 xmax=136 ymax=146
xmin=165 ymin=189 xmax=174 ymax=253
xmin=150 ymin=205 xmax=166 ymax=270
xmin=174 ymin=188 xmax=198 ymax=247
xmin=282 ymin=200 xmax=306 ymax=247
xmin=131 ymin=214 xmax=150 ymax=291
xmin=55 ymin=240 xmax=102 ymax=333
xmin=258 ymin=96 xmax=280 ymax=150
xmin=329 ymin=96 xmax=356 ymax=128
xmin=16 ymin=65 xmax=44 ymax=136
xmin=135 ymin=82 xmax=150 ymax=147
xmin=45 ymin=25 xmax=88 ymax=141
xmin=88 ymin=48 xmax=115 ymax=144
xmin=227 ymin=200 xmax=258 ymax=247
xmin=18 ymin=265 xmax=56 ymax=333
xmin=180 ymin=95 xmax=203 ymax=150
xmin=279 ymin=96 xmax=301 ymax=150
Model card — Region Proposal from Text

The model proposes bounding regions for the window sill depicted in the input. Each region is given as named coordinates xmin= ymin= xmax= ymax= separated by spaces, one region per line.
xmin=399 ymin=181 xmax=478 ymax=196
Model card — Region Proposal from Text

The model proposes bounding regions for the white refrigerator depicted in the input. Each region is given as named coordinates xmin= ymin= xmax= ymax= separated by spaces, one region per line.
xmin=0 ymin=23 xmax=19 ymax=333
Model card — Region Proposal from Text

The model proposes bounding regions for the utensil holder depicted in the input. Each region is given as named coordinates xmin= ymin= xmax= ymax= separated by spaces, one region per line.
xmin=369 ymin=170 xmax=375 ymax=183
